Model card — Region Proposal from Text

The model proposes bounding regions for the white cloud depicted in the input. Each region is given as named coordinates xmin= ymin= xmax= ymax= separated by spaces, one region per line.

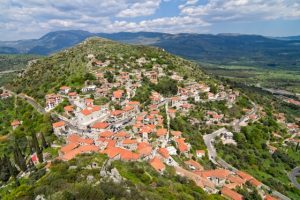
xmin=0 ymin=0 xmax=300 ymax=40
xmin=117 ymin=0 xmax=161 ymax=18
xmin=107 ymin=16 xmax=210 ymax=33
xmin=180 ymin=0 xmax=300 ymax=22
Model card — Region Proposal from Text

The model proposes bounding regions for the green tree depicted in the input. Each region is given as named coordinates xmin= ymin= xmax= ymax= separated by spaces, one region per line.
xmin=32 ymin=132 xmax=43 ymax=163
xmin=13 ymin=143 xmax=27 ymax=172
xmin=154 ymin=77 xmax=178 ymax=96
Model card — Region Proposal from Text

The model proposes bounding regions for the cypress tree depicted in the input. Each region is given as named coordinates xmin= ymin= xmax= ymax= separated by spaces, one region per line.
xmin=13 ymin=143 xmax=27 ymax=171
xmin=40 ymin=132 xmax=48 ymax=148
xmin=0 ymin=157 xmax=10 ymax=182
xmin=32 ymin=133 xmax=43 ymax=163
xmin=4 ymin=155 xmax=19 ymax=178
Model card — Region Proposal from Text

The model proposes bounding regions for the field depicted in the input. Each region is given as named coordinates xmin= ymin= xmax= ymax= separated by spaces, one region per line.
xmin=201 ymin=63 xmax=300 ymax=94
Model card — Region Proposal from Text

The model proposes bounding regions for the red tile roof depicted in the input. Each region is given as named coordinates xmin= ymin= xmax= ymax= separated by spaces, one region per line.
xmin=114 ymin=131 xmax=130 ymax=138
xmin=123 ymin=105 xmax=134 ymax=111
xmin=111 ymin=110 xmax=123 ymax=116
xmin=227 ymin=175 xmax=246 ymax=185
xmin=168 ymin=108 xmax=177 ymax=113
xmin=76 ymin=145 xmax=98 ymax=153
xmin=52 ymin=121 xmax=65 ymax=128
xmin=264 ymin=195 xmax=278 ymax=200
xmin=122 ymin=139 xmax=137 ymax=145
xmin=113 ymin=90 xmax=124 ymax=99
xmin=60 ymin=86 xmax=70 ymax=90
xmin=196 ymin=150 xmax=205 ymax=156
xmin=67 ymin=134 xmax=94 ymax=145
xmin=137 ymin=142 xmax=152 ymax=156
xmin=81 ymin=138 xmax=94 ymax=145
xmin=184 ymin=159 xmax=203 ymax=170
xmin=68 ymin=134 xmax=81 ymax=143
xmin=92 ymin=122 xmax=109 ymax=129
xmin=140 ymin=125 xmax=153 ymax=134
xmin=60 ymin=142 xmax=79 ymax=154
xmin=85 ymin=98 xmax=94 ymax=103
xmin=64 ymin=105 xmax=74 ymax=112
xmin=236 ymin=171 xmax=253 ymax=181
xmin=136 ymin=115 xmax=144 ymax=121
xmin=221 ymin=186 xmax=243 ymax=200
xmin=170 ymin=130 xmax=182 ymax=137
xmin=176 ymin=138 xmax=189 ymax=152
xmin=201 ymin=169 xmax=231 ymax=179
xmin=81 ymin=109 xmax=92 ymax=116
xmin=99 ymin=131 xmax=114 ymax=138
xmin=92 ymin=106 xmax=101 ymax=112
xmin=149 ymin=157 xmax=165 ymax=172
xmin=102 ymin=147 xmax=121 ymax=158
xmin=120 ymin=149 xmax=140 ymax=161
xmin=156 ymin=128 xmax=167 ymax=137
xmin=62 ymin=145 xmax=98 ymax=161
xmin=68 ymin=92 xmax=77 ymax=96
xmin=61 ymin=149 xmax=80 ymax=161
xmin=11 ymin=120 xmax=21 ymax=126
xmin=249 ymin=178 xmax=262 ymax=187
xmin=128 ymin=101 xmax=140 ymax=106
xmin=158 ymin=148 xmax=170 ymax=158
xmin=105 ymin=139 xmax=117 ymax=148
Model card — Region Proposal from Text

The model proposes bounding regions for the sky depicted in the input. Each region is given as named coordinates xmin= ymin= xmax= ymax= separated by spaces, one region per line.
xmin=0 ymin=0 xmax=300 ymax=41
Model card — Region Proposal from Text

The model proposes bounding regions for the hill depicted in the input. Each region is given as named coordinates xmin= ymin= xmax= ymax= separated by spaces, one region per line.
xmin=1 ymin=37 xmax=300 ymax=200
xmin=3 ymin=31 xmax=300 ymax=93
xmin=9 ymin=37 xmax=205 ymax=103
xmin=1 ymin=31 xmax=300 ymax=69
xmin=0 ymin=30 xmax=94 ymax=55
xmin=0 ymin=54 xmax=41 ymax=72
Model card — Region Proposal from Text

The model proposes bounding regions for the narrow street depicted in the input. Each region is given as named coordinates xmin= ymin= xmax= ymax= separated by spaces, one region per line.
xmin=288 ymin=167 xmax=300 ymax=190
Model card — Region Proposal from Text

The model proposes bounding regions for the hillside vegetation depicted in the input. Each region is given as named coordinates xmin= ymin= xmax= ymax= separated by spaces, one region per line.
xmin=0 ymin=54 xmax=41 ymax=72
xmin=2 ymin=31 xmax=300 ymax=93
xmin=1 ymin=37 xmax=299 ymax=200
xmin=9 ymin=37 xmax=207 ymax=104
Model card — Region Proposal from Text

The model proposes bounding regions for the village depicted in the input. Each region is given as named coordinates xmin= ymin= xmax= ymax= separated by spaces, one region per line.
xmin=5 ymin=53 xmax=299 ymax=200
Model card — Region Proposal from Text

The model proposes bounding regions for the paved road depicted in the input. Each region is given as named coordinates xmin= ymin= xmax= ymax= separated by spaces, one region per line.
xmin=18 ymin=93 xmax=46 ymax=114
xmin=288 ymin=167 xmax=300 ymax=190
xmin=203 ymin=128 xmax=226 ymax=165
xmin=203 ymin=102 xmax=291 ymax=200
xmin=3 ymin=88 xmax=46 ymax=114
xmin=233 ymin=100 xmax=257 ymax=132
xmin=0 ymin=69 xmax=23 ymax=75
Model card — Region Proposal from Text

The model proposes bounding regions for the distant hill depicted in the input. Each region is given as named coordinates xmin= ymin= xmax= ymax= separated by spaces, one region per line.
xmin=0 ymin=30 xmax=94 ymax=55
xmin=275 ymin=35 xmax=300 ymax=41
xmin=1 ymin=30 xmax=300 ymax=68
xmin=0 ymin=54 xmax=41 ymax=72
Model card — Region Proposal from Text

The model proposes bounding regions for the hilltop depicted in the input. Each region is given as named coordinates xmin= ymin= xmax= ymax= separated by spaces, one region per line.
xmin=8 ymin=37 xmax=206 ymax=103
xmin=1 ymin=37 xmax=300 ymax=200
xmin=2 ymin=30 xmax=300 ymax=93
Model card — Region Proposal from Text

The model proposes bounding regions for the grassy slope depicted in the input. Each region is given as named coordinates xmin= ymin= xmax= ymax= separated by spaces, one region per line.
xmin=0 ymin=54 xmax=41 ymax=72
xmin=8 ymin=37 xmax=210 ymax=103
xmin=1 ymin=154 xmax=225 ymax=200
xmin=0 ymin=96 xmax=53 ymax=157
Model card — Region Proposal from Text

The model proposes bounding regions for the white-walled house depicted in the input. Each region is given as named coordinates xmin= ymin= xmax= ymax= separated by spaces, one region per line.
xmin=76 ymin=106 xmax=108 ymax=127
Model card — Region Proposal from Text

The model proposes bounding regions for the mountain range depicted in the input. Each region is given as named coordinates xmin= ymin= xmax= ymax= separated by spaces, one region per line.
xmin=1 ymin=30 xmax=300 ymax=68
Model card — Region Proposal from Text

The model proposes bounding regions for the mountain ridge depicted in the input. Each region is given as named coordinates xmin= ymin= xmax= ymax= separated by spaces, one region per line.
xmin=1 ymin=30 xmax=300 ymax=69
